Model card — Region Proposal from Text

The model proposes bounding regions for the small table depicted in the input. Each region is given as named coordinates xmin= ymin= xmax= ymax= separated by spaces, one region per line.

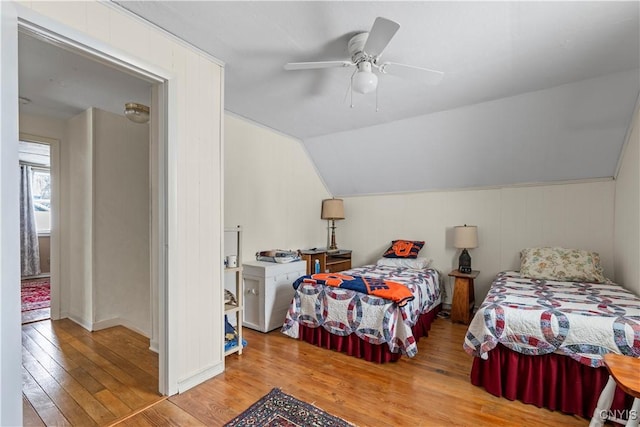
xmin=448 ymin=269 xmax=479 ymax=325
xmin=589 ymin=354 xmax=640 ymax=427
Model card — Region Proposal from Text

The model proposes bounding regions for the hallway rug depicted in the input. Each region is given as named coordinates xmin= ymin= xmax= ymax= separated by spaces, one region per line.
xmin=21 ymin=278 xmax=51 ymax=324
xmin=224 ymin=388 xmax=355 ymax=427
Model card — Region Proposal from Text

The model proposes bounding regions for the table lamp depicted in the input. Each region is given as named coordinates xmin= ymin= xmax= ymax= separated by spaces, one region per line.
xmin=454 ymin=225 xmax=478 ymax=274
xmin=321 ymin=198 xmax=345 ymax=252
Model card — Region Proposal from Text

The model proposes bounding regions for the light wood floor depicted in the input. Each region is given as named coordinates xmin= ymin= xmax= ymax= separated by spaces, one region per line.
xmin=22 ymin=319 xmax=162 ymax=426
xmin=119 ymin=320 xmax=588 ymax=427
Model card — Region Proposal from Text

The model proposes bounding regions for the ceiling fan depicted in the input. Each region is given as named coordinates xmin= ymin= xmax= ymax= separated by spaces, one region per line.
xmin=284 ymin=17 xmax=444 ymax=95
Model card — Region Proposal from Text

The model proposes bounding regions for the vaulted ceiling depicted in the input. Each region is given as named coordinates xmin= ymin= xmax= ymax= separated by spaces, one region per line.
xmin=29 ymin=2 xmax=640 ymax=196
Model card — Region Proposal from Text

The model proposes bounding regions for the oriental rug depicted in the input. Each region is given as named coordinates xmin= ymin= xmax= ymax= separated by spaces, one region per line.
xmin=224 ymin=388 xmax=355 ymax=427
xmin=21 ymin=278 xmax=50 ymax=324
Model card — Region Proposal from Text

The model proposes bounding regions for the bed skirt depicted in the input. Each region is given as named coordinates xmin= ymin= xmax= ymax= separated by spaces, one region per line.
xmin=470 ymin=344 xmax=633 ymax=419
xmin=298 ymin=303 xmax=441 ymax=363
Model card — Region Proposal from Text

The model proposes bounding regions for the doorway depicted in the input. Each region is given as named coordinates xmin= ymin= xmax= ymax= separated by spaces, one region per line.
xmin=18 ymin=138 xmax=53 ymax=324
xmin=15 ymin=18 xmax=169 ymax=423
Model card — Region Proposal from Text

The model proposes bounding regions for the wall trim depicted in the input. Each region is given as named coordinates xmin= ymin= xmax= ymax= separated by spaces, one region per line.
xmin=336 ymin=176 xmax=615 ymax=199
xmin=103 ymin=0 xmax=225 ymax=67
xmin=92 ymin=317 xmax=150 ymax=337
xmin=66 ymin=314 xmax=93 ymax=332
xmin=614 ymin=91 xmax=640 ymax=180
xmin=177 ymin=363 xmax=224 ymax=394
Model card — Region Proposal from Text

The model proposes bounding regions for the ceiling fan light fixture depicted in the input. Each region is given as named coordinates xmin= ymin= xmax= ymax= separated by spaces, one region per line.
xmin=124 ymin=102 xmax=150 ymax=124
xmin=352 ymin=62 xmax=378 ymax=94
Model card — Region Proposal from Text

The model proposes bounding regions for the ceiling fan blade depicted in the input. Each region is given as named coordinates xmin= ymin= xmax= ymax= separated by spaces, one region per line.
xmin=363 ymin=17 xmax=400 ymax=58
xmin=284 ymin=61 xmax=352 ymax=71
xmin=380 ymin=62 xmax=444 ymax=85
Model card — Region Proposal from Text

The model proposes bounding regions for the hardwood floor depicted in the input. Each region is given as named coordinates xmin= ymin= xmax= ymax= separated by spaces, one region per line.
xmin=22 ymin=319 xmax=162 ymax=426
xmin=23 ymin=318 xmax=590 ymax=426
xmin=118 ymin=320 xmax=589 ymax=427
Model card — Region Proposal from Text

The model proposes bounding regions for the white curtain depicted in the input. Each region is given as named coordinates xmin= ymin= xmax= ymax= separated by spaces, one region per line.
xmin=20 ymin=165 xmax=41 ymax=277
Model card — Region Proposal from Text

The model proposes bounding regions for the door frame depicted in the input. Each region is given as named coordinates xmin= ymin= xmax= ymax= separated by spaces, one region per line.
xmin=18 ymin=134 xmax=59 ymax=320
xmin=9 ymin=4 xmax=173 ymax=399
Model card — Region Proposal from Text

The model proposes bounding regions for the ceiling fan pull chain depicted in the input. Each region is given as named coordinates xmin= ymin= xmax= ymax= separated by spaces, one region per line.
xmin=350 ymin=70 xmax=356 ymax=108
xmin=375 ymin=85 xmax=379 ymax=112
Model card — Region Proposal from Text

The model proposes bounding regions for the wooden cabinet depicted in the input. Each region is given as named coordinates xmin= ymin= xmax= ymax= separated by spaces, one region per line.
xmin=242 ymin=260 xmax=307 ymax=333
xmin=300 ymin=249 xmax=352 ymax=275
xmin=224 ymin=226 xmax=244 ymax=356
xmin=448 ymin=269 xmax=479 ymax=325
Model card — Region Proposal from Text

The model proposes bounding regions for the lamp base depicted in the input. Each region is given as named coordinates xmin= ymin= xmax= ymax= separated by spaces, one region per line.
xmin=458 ymin=248 xmax=472 ymax=274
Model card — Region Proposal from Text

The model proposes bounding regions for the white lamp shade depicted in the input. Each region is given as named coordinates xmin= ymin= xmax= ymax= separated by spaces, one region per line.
xmin=352 ymin=62 xmax=378 ymax=94
xmin=321 ymin=199 xmax=345 ymax=220
xmin=453 ymin=225 xmax=478 ymax=249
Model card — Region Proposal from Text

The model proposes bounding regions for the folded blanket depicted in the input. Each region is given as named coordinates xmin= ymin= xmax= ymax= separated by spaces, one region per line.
xmin=293 ymin=273 xmax=414 ymax=306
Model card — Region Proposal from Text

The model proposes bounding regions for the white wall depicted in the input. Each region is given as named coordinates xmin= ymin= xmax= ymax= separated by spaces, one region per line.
xmin=224 ymin=114 xmax=331 ymax=262
xmin=614 ymin=108 xmax=640 ymax=295
xmin=7 ymin=1 xmax=225 ymax=402
xmin=341 ymin=180 xmax=615 ymax=305
xmin=65 ymin=109 xmax=94 ymax=327
xmin=93 ymin=108 xmax=150 ymax=335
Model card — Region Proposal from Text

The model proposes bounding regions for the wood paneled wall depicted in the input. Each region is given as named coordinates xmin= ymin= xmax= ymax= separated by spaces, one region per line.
xmin=341 ymin=180 xmax=615 ymax=304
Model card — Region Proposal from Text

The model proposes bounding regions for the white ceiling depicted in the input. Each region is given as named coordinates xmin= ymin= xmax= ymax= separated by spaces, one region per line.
xmin=18 ymin=32 xmax=152 ymax=120
xmin=24 ymin=2 xmax=640 ymax=196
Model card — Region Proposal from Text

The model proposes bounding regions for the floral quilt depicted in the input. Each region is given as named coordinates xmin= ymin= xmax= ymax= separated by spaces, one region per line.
xmin=464 ymin=271 xmax=640 ymax=368
xmin=281 ymin=265 xmax=441 ymax=357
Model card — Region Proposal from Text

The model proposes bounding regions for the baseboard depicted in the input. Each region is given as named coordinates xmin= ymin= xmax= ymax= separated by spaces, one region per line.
xmin=149 ymin=340 xmax=159 ymax=354
xmin=177 ymin=362 xmax=224 ymax=393
xmin=92 ymin=317 xmax=150 ymax=338
xmin=67 ymin=314 xmax=92 ymax=332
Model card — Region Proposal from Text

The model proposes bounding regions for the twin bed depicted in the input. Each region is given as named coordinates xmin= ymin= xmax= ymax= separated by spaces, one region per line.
xmin=281 ymin=240 xmax=442 ymax=362
xmin=464 ymin=248 xmax=640 ymax=419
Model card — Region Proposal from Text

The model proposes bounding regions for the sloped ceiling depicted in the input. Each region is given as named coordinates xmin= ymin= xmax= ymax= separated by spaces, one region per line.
xmin=116 ymin=1 xmax=639 ymax=195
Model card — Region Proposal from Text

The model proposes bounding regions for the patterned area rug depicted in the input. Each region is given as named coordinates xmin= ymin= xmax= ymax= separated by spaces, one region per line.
xmin=224 ymin=388 xmax=355 ymax=427
xmin=21 ymin=278 xmax=51 ymax=312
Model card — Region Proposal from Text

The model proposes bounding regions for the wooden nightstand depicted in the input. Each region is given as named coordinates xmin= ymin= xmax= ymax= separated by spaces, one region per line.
xmin=300 ymin=249 xmax=352 ymax=274
xmin=448 ymin=269 xmax=479 ymax=325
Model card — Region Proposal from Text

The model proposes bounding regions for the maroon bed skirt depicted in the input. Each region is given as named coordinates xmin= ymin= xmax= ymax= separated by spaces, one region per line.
xmin=298 ymin=304 xmax=442 ymax=363
xmin=470 ymin=344 xmax=633 ymax=419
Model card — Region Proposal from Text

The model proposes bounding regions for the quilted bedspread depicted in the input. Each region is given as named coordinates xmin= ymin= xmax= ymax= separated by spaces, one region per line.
xmin=281 ymin=264 xmax=441 ymax=357
xmin=464 ymin=271 xmax=640 ymax=368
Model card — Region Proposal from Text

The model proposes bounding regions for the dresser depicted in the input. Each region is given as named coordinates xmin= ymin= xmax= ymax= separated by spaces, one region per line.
xmin=242 ymin=260 xmax=307 ymax=333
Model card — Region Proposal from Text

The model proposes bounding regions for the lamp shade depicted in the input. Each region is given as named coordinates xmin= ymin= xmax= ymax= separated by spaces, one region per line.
xmin=453 ymin=225 xmax=478 ymax=249
xmin=321 ymin=199 xmax=345 ymax=220
xmin=352 ymin=62 xmax=378 ymax=94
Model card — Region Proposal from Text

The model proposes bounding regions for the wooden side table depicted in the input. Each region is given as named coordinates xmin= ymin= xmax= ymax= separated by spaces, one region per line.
xmin=300 ymin=249 xmax=352 ymax=274
xmin=448 ymin=269 xmax=479 ymax=325
xmin=589 ymin=353 xmax=640 ymax=427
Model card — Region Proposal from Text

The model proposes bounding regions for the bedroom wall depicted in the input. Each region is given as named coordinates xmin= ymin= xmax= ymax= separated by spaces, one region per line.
xmin=92 ymin=108 xmax=150 ymax=335
xmin=614 ymin=107 xmax=640 ymax=295
xmin=224 ymin=114 xmax=331 ymax=262
xmin=340 ymin=180 xmax=615 ymax=305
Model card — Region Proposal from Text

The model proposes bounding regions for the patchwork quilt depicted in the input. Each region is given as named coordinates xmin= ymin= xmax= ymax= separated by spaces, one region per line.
xmin=281 ymin=264 xmax=441 ymax=357
xmin=464 ymin=271 xmax=640 ymax=368
xmin=293 ymin=273 xmax=415 ymax=306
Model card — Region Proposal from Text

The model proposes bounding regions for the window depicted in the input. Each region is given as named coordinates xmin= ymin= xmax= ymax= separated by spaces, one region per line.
xmin=32 ymin=168 xmax=51 ymax=233
xmin=19 ymin=140 xmax=51 ymax=234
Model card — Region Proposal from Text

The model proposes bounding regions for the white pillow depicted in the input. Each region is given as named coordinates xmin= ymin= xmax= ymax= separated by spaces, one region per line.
xmin=376 ymin=257 xmax=432 ymax=270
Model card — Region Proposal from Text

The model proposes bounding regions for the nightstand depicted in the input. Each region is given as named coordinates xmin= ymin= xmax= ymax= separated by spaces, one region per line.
xmin=448 ymin=269 xmax=479 ymax=325
xmin=300 ymin=249 xmax=352 ymax=274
